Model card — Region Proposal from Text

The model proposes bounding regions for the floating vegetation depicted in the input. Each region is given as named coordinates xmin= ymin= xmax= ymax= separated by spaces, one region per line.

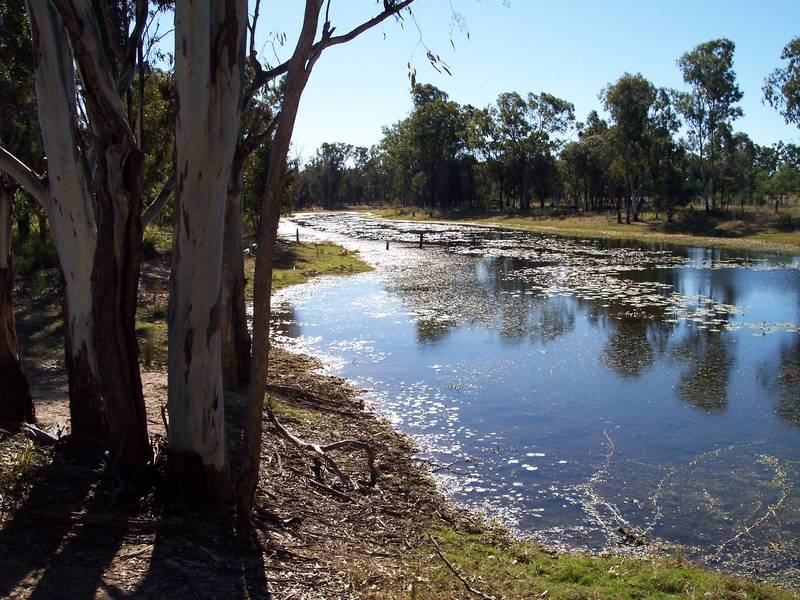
xmin=273 ymin=213 xmax=800 ymax=586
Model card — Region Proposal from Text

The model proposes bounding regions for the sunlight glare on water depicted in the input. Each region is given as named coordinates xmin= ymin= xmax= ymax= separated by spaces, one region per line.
xmin=273 ymin=212 xmax=800 ymax=585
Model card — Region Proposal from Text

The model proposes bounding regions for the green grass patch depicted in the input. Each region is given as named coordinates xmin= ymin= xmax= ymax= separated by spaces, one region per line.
xmin=142 ymin=225 xmax=173 ymax=258
xmin=265 ymin=395 xmax=314 ymax=423
xmin=246 ymin=240 xmax=372 ymax=295
xmin=363 ymin=526 xmax=798 ymax=599
xmin=136 ymin=311 xmax=168 ymax=368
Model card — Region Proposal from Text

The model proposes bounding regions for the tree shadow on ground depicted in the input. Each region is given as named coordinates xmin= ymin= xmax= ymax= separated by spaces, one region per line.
xmin=0 ymin=441 xmax=272 ymax=599
xmin=0 ymin=444 xmax=125 ymax=598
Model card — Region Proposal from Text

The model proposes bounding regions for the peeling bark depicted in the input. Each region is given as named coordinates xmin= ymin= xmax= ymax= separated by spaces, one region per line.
xmin=168 ymin=0 xmax=247 ymax=507
xmin=0 ymin=184 xmax=34 ymax=423
xmin=25 ymin=1 xmax=149 ymax=468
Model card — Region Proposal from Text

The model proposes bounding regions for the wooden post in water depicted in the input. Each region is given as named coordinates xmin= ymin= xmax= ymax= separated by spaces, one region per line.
xmin=385 ymin=240 xmax=389 ymax=250
xmin=296 ymin=229 xmax=300 ymax=243
xmin=419 ymin=233 xmax=423 ymax=248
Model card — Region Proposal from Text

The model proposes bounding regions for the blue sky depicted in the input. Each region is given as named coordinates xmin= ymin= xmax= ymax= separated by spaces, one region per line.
xmin=254 ymin=1 xmax=799 ymax=158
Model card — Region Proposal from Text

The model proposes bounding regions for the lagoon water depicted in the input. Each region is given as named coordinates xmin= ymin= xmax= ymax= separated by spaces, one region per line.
xmin=273 ymin=212 xmax=800 ymax=584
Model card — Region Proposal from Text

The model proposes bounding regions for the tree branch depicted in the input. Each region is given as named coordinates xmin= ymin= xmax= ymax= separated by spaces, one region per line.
xmin=0 ymin=147 xmax=49 ymax=209
xmin=141 ymin=172 xmax=175 ymax=227
xmin=118 ymin=0 xmax=149 ymax=94
xmin=266 ymin=406 xmax=378 ymax=488
xmin=316 ymin=0 xmax=414 ymax=53
xmin=241 ymin=113 xmax=280 ymax=157
xmin=54 ymin=0 xmax=131 ymax=136
xmin=243 ymin=0 xmax=415 ymax=107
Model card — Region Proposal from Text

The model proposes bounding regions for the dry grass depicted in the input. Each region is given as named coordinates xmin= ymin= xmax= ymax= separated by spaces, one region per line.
xmin=368 ymin=204 xmax=800 ymax=254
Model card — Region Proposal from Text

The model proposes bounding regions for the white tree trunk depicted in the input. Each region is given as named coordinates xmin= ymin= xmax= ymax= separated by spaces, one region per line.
xmin=168 ymin=0 xmax=246 ymax=505
xmin=27 ymin=1 xmax=97 ymax=374
xmin=25 ymin=1 xmax=150 ymax=467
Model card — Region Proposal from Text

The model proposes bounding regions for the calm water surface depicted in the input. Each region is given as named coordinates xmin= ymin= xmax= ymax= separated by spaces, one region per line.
xmin=272 ymin=212 xmax=800 ymax=585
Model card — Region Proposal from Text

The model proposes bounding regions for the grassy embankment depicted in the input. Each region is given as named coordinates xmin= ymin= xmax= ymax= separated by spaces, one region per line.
xmin=134 ymin=227 xmax=371 ymax=367
xmin=367 ymin=204 xmax=800 ymax=254
xmin=374 ymin=526 xmax=798 ymax=600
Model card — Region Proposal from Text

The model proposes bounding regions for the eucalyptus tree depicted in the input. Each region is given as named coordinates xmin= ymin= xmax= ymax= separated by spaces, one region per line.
xmin=527 ymin=92 xmax=575 ymax=208
xmin=310 ymin=142 xmax=354 ymax=208
xmin=673 ymin=39 xmax=743 ymax=214
xmin=560 ymin=111 xmax=613 ymax=211
xmin=0 ymin=1 xmax=156 ymax=468
xmin=479 ymin=91 xmax=574 ymax=211
xmin=167 ymin=0 xmax=247 ymax=502
xmin=717 ymin=129 xmax=758 ymax=213
xmin=764 ymin=36 xmax=800 ymax=129
xmin=602 ymin=73 xmax=657 ymax=223
xmin=469 ymin=106 xmax=508 ymax=207
xmin=643 ymin=88 xmax=689 ymax=221
xmin=241 ymin=0 xmax=418 ymax=509
xmin=380 ymin=84 xmax=466 ymax=210
xmin=493 ymin=92 xmax=531 ymax=209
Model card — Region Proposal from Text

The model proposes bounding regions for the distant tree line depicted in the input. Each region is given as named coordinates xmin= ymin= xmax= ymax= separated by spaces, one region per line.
xmin=294 ymin=38 xmax=800 ymax=223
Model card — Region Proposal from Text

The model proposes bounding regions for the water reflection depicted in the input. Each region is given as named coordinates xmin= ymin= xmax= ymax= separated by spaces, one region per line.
xmin=759 ymin=338 xmax=800 ymax=429
xmin=602 ymin=318 xmax=661 ymax=379
xmin=274 ymin=213 xmax=800 ymax=585
xmin=673 ymin=329 xmax=735 ymax=412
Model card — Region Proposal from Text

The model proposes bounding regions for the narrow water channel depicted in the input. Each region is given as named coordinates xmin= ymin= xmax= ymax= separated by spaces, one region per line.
xmin=272 ymin=212 xmax=800 ymax=585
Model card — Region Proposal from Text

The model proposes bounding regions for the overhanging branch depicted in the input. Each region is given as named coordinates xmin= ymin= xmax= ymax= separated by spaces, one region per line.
xmin=317 ymin=0 xmax=414 ymax=52
xmin=0 ymin=147 xmax=49 ymax=210
xmin=118 ymin=0 xmax=149 ymax=94
xmin=244 ymin=0 xmax=415 ymax=106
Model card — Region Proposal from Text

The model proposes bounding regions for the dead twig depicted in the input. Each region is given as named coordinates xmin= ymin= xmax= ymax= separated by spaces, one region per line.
xmin=266 ymin=407 xmax=378 ymax=488
xmin=429 ymin=534 xmax=497 ymax=600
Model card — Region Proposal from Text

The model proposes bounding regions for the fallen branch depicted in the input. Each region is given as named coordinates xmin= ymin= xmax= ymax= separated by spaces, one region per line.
xmin=1 ymin=422 xmax=59 ymax=446
xmin=266 ymin=407 xmax=378 ymax=489
xmin=267 ymin=383 xmax=361 ymax=414
xmin=307 ymin=478 xmax=354 ymax=503
xmin=429 ymin=534 xmax=498 ymax=600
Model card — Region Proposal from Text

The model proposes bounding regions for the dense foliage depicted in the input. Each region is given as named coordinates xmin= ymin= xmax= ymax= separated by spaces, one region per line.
xmin=293 ymin=39 xmax=800 ymax=222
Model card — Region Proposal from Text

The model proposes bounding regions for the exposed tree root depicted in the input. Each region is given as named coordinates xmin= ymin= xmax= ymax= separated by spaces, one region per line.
xmin=266 ymin=407 xmax=378 ymax=490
